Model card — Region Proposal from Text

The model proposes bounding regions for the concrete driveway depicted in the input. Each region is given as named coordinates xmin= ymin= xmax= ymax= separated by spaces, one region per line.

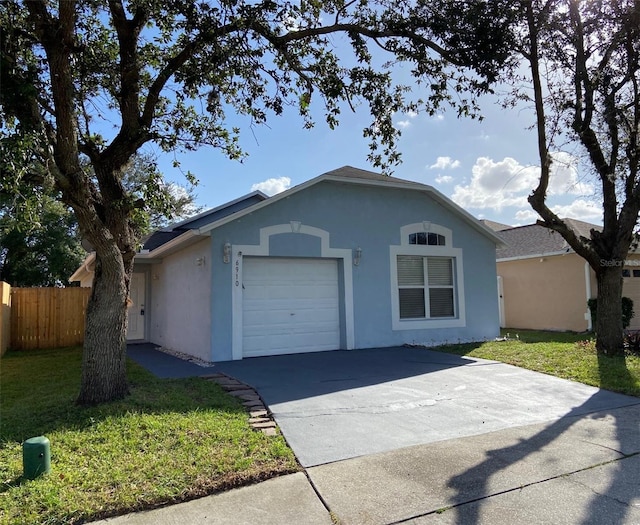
xmin=124 ymin=344 xmax=640 ymax=524
xmin=212 ymin=347 xmax=638 ymax=467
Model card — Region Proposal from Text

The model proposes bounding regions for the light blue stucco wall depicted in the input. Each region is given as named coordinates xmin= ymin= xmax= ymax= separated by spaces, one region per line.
xmin=209 ymin=180 xmax=499 ymax=361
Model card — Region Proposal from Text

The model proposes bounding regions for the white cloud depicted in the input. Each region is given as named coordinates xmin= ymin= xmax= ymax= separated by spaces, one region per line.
xmin=430 ymin=156 xmax=461 ymax=170
xmin=547 ymin=152 xmax=594 ymax=195
xmin=550 ymin=199 xmax=602 ymax=221
xmin=452 ymin=154 xmax=594 ymax=211
xmin=251 ymin=176 xmax=291 ymax=196
xmin=514 ymin=209 xmax=539 ymax=222
xmin=451 ymin=157 xmax=537 ymax=210
xmin=435 ymin=174 xmax=453 ymax=184
xmin=395 ymin=110 xmax=418 ymax=129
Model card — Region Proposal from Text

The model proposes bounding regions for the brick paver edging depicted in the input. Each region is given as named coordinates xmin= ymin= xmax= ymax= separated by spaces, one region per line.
xmin=201 ymin=373 xmax=278 ymax=436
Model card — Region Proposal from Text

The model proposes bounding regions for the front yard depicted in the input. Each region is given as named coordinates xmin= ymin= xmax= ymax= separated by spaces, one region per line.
xmin=0 ymin=347 xmax=298 ymax=525
xmin=2 ymin=331 xmax=639 ymax=524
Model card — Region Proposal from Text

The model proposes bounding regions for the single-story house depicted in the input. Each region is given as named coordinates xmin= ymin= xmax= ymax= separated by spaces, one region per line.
xmin=486 ymin=219 xmax=640 ymax=332
xmin=71 ymin=166 xmax=502 ymax=362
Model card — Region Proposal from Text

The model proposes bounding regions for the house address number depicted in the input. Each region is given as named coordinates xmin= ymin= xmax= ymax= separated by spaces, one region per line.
xmin=235 ymin=253 xmax=241 ymax=287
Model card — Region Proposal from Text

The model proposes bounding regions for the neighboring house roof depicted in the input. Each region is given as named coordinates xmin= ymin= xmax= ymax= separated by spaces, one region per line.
xmin=479 ymin=219 xmax=512 ymax=232
xmin=495 ymin=219 xmax=601 ymax=260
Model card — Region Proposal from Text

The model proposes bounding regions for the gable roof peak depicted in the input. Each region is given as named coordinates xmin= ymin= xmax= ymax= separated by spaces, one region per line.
xmin=320 ymin=165 xmax=418 ymax=186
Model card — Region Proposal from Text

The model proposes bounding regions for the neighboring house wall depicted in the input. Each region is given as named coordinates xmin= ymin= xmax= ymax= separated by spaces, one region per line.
xmin=210 ymin=180 xmax=499 ymax=361
xmin=498 ymin=254 xmax=593 ymax=332
xmin=622 ymin=254 xmax=640 ymax=330
xmin=149 ymin=237 xmax=211 ymax=361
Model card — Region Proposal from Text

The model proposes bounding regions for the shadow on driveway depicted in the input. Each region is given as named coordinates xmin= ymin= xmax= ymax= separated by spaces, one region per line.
xmin=128 ymin=344 xmax=638 ymax=468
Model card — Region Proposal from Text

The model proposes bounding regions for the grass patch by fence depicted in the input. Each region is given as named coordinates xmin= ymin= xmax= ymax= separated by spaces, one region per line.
xmin=433 ymin=329 xmax=640 ymax=397
xmin=0 ymin=347 xmax=298 ymax=525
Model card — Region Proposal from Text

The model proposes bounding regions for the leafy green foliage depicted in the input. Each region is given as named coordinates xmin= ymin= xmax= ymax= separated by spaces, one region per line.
xmin=587 ymin=297 xmax=635 ymax=330
xmin=0 ymin=191 xmax=85 ymax=287
xmin=0 ymin=152 xmax=200 ymax=286
xmin=120 ymin=153 xmax=203 ymax=238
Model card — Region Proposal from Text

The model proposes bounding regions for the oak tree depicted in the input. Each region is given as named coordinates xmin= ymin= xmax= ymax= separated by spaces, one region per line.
xmin=0 ymin=0 xmax=514 ymax=403
xmin=517 ymin=0 xmax=640 ymax=355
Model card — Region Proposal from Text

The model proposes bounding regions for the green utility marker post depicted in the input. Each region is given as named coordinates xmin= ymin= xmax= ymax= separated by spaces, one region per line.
xmin=23 ymin=436 xmax=51 ymax=480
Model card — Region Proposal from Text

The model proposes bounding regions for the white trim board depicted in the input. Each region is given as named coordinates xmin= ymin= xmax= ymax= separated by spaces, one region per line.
xmin=231 ymin=223 xmax=355 ymax=360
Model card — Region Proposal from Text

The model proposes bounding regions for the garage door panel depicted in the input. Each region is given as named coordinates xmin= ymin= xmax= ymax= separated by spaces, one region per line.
xmin=242 ymin=257 xmax=341 ymax=357
xmin=244 ymin=283 xmax=338 ymax=301
xmin=244 ymin=333 xmax=339 ymax=356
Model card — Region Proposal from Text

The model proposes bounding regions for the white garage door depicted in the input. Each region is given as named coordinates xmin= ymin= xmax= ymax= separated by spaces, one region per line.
xmin=242 ymin=257 xmax=340 ymax=357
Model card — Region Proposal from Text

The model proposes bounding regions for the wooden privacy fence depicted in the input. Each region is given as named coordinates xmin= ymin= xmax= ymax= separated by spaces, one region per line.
xmin=1 ymin=282 xmax=10 ymax=356
xmin=10 ymin=287 xmax=91 ymax=350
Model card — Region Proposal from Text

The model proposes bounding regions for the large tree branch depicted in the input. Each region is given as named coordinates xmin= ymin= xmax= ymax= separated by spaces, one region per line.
xmin=26 ymin=0 xmax=80 ymax=178
xmin=525 ymin=0 xmax=599 ymax=268
xmin=266 ymin=23 xmax=467 ymax=67
xmin=109 ymin=0 xmax=145 ymax=136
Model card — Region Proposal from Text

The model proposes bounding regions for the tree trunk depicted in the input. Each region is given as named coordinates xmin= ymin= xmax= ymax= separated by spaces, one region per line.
xmin=77 ymin=248 xmax=132 ymax=405
xmin=594 ymin=266 xmax=625 ymax=356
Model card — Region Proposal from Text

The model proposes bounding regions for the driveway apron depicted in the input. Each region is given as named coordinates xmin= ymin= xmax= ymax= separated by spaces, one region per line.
xmin=211 ymin=347 xmax=638 ymax=467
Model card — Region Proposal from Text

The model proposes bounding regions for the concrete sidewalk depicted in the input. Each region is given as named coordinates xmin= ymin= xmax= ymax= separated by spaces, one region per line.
xmin=95 ymin=403 xmax=640 ymax=525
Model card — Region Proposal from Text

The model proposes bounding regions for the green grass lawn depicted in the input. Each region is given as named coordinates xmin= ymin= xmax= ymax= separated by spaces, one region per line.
xmin=432 ymin=329 xmax=640 ymax=397
xmin=0 ymin=347 xmax=298 ymax=525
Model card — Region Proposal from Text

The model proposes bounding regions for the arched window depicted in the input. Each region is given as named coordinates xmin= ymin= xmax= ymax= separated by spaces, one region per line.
xmin=408 ymin=232 xmax=446 ymax=246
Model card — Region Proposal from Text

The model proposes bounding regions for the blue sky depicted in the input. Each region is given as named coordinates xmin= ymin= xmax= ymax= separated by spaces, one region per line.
xmin=145 ymin=86 xmax=602 ymax=228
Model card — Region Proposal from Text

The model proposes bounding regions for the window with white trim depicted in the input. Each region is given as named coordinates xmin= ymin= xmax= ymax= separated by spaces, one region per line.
xmin=397 ymin=255 xmax=455 ymax=319
xmin=391 ymin=222 xmax=465 ymax=330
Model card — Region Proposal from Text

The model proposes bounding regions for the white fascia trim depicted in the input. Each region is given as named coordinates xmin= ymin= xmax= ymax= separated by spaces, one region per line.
xmin=497 ymin=250 xmax=573 ymax=263
xmin=390 ymin=244 xmax=466 ymax=330
xmin=69 ymin=252 xmax=96 ymax=282
xmin=231 ymin=223 xmax=355 ymax=360
xmin=197 ymin=173 xmax=504 ymax=247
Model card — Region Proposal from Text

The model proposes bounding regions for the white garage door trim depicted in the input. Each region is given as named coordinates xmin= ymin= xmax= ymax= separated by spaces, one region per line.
xmin=230 ymin=223 xmax=355 ymax=360
xmin=242 ymin=257 xmax=340 ymax=357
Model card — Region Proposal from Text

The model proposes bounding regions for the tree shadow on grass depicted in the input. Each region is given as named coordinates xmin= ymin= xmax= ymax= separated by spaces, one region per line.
xmin=0 ymin=348 xmax=247 ymax=443
xmin=445 ymin=352 xmax=640 ymax=525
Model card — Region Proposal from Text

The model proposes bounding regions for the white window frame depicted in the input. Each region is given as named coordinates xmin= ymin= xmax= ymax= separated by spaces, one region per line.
xmin=390 ymin=222 xmax=465 ymax=330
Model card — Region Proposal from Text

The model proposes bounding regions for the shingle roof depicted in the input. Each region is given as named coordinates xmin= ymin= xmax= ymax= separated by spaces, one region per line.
xmin=322 ymin=165 xmax=417 ymax=186
xmin=141 ymin=191 xmax=267 ymax=251
xmin=496 ymin=219 xmax=600 ymax=260
xmin=479 ymin=219 xmax=513 ymax=232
